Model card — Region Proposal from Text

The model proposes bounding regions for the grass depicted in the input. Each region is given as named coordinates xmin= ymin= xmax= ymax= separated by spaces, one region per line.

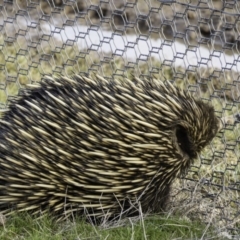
xmin=0 ymin=212 xmax=220 ymax=240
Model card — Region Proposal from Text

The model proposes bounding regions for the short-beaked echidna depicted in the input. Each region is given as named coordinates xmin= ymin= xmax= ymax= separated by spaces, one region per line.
xmin=0 ymin=74 xmax=220 ymax=221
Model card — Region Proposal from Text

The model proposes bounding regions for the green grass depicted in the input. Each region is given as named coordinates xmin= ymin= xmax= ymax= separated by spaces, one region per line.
xmin=0 ymin=212 xmax=219 ymax=240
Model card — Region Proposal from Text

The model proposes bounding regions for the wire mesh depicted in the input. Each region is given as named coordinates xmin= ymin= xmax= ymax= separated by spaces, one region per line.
xmin=0 ymin=0 xmax=239 ymax=235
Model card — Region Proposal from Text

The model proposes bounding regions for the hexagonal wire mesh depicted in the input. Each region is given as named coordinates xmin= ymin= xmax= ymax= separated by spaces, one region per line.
xmin=0 ymin=0 xmax=240 ymax=234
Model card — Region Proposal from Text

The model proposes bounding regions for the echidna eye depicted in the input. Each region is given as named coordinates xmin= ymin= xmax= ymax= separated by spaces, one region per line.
xmin=175 ymin=125 xmax=195 ymax=159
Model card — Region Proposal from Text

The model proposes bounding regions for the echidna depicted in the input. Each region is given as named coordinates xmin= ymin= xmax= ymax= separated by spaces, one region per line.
xmin=0 ymin=74 xmax=220 ymax=222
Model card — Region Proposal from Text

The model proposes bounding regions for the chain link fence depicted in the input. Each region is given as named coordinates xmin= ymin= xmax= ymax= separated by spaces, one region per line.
xmin=0 ymin=0 xmax=240 ymax=235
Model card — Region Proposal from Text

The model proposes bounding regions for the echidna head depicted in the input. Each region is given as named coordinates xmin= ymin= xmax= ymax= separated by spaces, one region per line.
xmin=172 ymin=98 xmax=220 ymax=165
